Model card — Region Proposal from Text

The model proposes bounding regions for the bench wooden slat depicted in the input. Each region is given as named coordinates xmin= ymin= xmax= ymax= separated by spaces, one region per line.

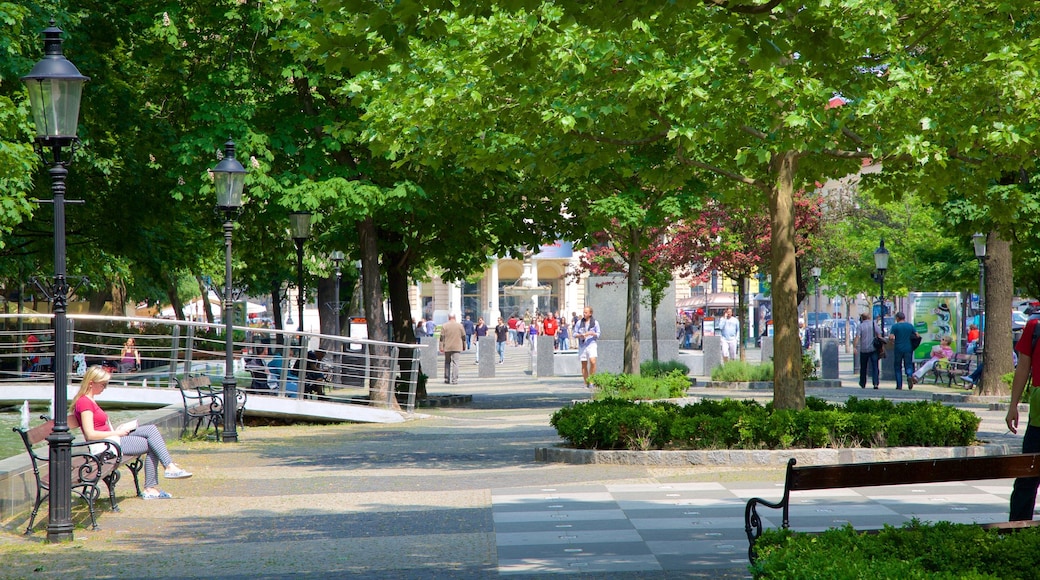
xmin=790 ymin=454 xmax=1040 ymax=491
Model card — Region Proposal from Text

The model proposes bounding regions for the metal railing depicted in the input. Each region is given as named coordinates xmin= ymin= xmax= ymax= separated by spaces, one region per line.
xmin=0 ymin=314 xmax=422 ymax=414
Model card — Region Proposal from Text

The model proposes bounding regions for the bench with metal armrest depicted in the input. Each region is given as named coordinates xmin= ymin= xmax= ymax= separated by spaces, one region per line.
xmin=13 ymin=414 xmax=143 ymax=534
xmin=745 ymin=454 xmax=1040 ymax=564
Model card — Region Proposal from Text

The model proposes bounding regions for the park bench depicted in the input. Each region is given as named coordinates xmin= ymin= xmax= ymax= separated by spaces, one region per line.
xmin=177 ymin=374 xmax=246 ymax=438
xmin=914 ymin=353 xmax=973 ymax=387
xmin=13 ymin=415 xmax=143 ymax=534
xmin=744 ymin=454 xmax=1040 ymax=564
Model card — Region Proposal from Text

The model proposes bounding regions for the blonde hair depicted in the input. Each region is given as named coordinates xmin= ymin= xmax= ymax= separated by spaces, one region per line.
xmin=73 ymin=366 xmax=111 ymax=404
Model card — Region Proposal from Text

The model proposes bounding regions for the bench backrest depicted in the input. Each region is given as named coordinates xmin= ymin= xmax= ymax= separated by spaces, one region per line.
xmin=788 ymin=454 xmax=1040 ymax=492
xmin=179 ymin=375 xmax=212 ymax=390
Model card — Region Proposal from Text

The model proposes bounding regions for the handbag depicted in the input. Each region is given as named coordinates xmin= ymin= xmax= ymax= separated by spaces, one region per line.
xmin=910 ymin=333 xmax=923 ymax=350
xmin=872 ymin=336 xmax=886 ymax=351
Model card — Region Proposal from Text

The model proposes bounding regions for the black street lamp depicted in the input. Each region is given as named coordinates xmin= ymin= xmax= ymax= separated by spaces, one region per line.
xmin=212 ymin=138 xmax=246 ymax=443
xmin=22 ymin=21 xmax=89 ymax=543
xmin=973 ymin=232 xmax=987 ymax=357
xmin=289 ymin=212 xmax=312 ymax=333
xmin=874 ymin=239 xmax=890 ymax=334
xmin=811 ymin=266 xmax=822 ymax=343
xmin=330 ymin=250 xmax=345 ymax=337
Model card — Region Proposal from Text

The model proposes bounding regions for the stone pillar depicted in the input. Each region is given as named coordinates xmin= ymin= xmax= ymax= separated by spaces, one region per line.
xmin=477 ymin=336 xmax=495 ymax=378
xmin=702 ymin=335 xmax=723 ymax=377
xmin=821 ymin=337 xmax=839 ymax=380
xmin=419 ymin=337 xmax=438 ymax=382
xmin=881 ymin=341 xmax=895 ymax=381
xmin=487 ymin=260 xmax=500 ymax=324
xmin=760 ymin=336 xmax=773 ymax=363
xmin=585 ymin=276 xmax=679 ymax=374
xmin=447 ymin=281 xmax=462 ymax=317
xmin=536 ymin=335 xmax=554 ymax=377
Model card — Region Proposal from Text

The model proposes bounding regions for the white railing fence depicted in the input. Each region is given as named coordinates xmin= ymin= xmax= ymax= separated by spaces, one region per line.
xmin=0 ymin=314 xmax=422 ymax=413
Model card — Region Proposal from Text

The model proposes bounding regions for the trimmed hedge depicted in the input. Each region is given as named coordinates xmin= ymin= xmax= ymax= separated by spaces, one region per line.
xmin=590 ymin=370 xmax=690 ymax=401
xmin=549 ymin=397 xmax=980 ymax=450
xmin=752 ymin=520 xmax=1040 ymax=579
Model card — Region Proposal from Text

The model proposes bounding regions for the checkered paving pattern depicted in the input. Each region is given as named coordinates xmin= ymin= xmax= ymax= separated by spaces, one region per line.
xmin=492 ymin=480 xmax=1016 ymax=575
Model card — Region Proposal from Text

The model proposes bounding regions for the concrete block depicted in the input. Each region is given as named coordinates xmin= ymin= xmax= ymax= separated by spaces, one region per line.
xmin=821 ymin=338 xmax=839 ymax=380
xmin=554 ymin=352 xmax=580 ymax=376
xmin=702 ymin=336 xmax=723 ymax=376
xmin=760 ymin=336 xmax=773 ymax=363
xmin=586 ymin=276 xmax=675 ymax=343
xmin=477 ymin=336 xmax=495 ymax=378
xmin=419 ymin=337 xmax=438 ymax=380
xmin=536 ymin=336 xmax=555 ymax=377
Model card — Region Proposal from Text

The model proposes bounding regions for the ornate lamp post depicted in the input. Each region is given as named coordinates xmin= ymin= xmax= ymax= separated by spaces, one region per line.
xmin=330 ymin=250 xmax=345 ymax=337
xmin=810 ymin=266 xmax=822 ymax=343
xmin=211 ymin=138 xmax=246 ymax=443
xmin=874 ymin=239 xmax=890 ymax=334
xmin=289 ymin=212 xmax=312 ymax=333
xmin=22 ymin=22 xmax=89 ymax=543
xmin=973 ymin=232 xmax=987 ymax=357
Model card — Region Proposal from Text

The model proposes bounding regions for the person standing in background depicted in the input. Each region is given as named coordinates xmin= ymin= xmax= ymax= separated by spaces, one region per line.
xmin=574 ymin=306 xmax=601 ymax=388
xmin=888 ymin=312 xmax=918 ymax=390
xmin=473 ymin=316 xmax=488 ymax=364
xmin=462 ymin=315 xmax=475 ymax=351
xmin=439 ymin=314 xmax=465 ymax=385
xmin=494 ymin=317 xmax=509 ymax=364
xmin=718 ymin=308 xmax=740 ymax=362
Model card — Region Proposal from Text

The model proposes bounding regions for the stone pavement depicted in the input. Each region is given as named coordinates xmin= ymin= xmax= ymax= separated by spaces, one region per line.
xmin=0 ymin=345 xmax=1025 ymax=579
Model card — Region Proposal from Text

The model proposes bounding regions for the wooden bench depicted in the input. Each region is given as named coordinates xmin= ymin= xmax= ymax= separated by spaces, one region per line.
xmin=177 ymin=375 xmax=246 ymax=438
xmin=913 ymin=353 xmax=973 ymax=387
xmin=744 ymin=454 xmax=1040 ymax=564
xmin=13 ymin=415 xmax=143 ymax=534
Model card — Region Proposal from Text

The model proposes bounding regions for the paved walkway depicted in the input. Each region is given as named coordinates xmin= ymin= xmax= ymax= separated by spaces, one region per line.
xmin=0 ymin=346 xmax=1023 ymax=578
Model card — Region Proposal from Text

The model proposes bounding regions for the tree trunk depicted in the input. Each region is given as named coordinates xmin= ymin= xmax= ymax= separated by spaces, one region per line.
xmin=979 ymin=232 xmax=1012 ymax=396
xmin=196 ymin=276 xmax=215 ymax=323
xmin=316 ymin=275 xmax=336 ymax=348
xmin=358 ymin=217 xmax=399 ymax=409
xmin=165 ymin=272 xmax=185 ymax=321
xmin=737 ymin=275 xmax=748 ymax=362
xmin=650 ymin=296 xmax=659 ymax=363
xmin=386 ymin=247 xmax=424 ymax=400
xmin=270 ymin=282 xmax=284 ymax=335
xmin=770 ymin=151 xmax=805 ymax=410
xmin=624 ymin=228 xmax=641 ymax=375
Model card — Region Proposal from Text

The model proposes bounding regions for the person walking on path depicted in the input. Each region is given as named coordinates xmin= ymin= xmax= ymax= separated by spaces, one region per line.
xmin=473 ymin=317 xmax=488 ymax=364
xmin=439 ymin=314 xmax=465 ymax=385
xmin=719 ymin=308 xmax=740 ymax=362
xmin=575 ymin=306 xmax=600 ymax=388
xmin=73 ymin=366 xmax=192 ymax=500
xmin=856 ymin=313 xmax=882 ymax=389
xmin=494 ymin=317 xmax=509 ymax=363
xmin=462 ymin=315 xmax=475 ymax=350
xmin=888 ymin=312 xmax=918 ymax=390
xmin=1006 ymin=315 xmax=1040 ymax=520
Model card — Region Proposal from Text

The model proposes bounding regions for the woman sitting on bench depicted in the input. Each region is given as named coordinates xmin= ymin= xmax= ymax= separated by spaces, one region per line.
xmin=73 ymin=366 xmax=193 ymax=500
xmin=910 ymin=335 xmax=953 ymax=386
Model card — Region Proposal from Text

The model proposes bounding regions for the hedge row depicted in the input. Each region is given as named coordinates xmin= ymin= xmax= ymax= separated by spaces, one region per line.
xmin=752 ymin=520 xmax=1039 ymax=579
xmin=549 ymin=397 xmax=980 ymax=450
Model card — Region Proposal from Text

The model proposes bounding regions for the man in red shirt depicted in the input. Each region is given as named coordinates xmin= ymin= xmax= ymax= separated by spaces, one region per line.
xmin=542 ymin=315 xmax=558 ymax=350
xmin=1007 ymin=317 xmax=1040 ymax=520
xmin=507 ymin=315 xmax=519 ymax=346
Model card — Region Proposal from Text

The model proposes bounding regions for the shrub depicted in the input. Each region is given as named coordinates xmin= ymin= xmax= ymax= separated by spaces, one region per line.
xmin=752 ymin=520 xmax=1040 ymax=579
xmin=711 ymin=360 xmax=774 ymax=382
xmin=641 ymin=359 xmax=690 ymax=377
xmin=590 ymin=370 xmax=690 ymax=401
xmin=802 ymin=352 xmax=819 ymax=380
xmin=550 ymin=397 xmax=980 ymax=451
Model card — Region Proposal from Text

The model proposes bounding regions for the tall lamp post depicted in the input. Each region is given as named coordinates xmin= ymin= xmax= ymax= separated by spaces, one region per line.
xmin=874 ymin=239 xmax=890 ymax=334
xmin=330 ymin=250 xmax=345 ymax=337
xmin=23 ymin=22 xmax=89 ymax=543
xmin=211 ymin=138 xmax=246 ymax=443
xmin=973 ymin=232 xmax=987 ymax=357
xmin=811 ymin=266 xmax=822 ymax=343
xmin=289 ymin=212 xmax=312 ymax=333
